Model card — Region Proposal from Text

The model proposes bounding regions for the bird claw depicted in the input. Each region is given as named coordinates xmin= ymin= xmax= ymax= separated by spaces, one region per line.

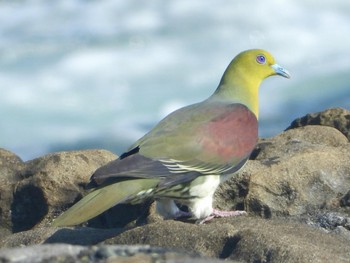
xmin=198 ymin=209 xmax=247 ymax=224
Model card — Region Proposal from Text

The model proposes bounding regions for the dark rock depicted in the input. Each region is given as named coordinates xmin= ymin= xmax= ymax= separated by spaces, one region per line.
xmin=286 ymin=107 xmax=350 ymax=140
xmin=316 ymin=212 xmax=350 ymax=230
xmin=340 ymin=190 xmax=350 ymax=207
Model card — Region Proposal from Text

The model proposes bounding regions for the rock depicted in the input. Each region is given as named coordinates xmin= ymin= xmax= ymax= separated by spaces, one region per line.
xmin=1 ymin=218 xmax=349 ymax=262
xmin=316 ymin=212 xmax=350 ymax=231
xmin=244 ymin=126 xmax=350 ymax=218
xmin=286 ymin=107 xmax=350 ymax=140
xmin=340 ymin=190 xmax=350 ymax=207
xmin=0 ymin=149 xmax=25 ymax=233
xmin=302 ymin=211 xmax=350 ymax=241
xmin=6 ymin=150 xmax=117 ymax=233
xmin=0 ymin=244 xmax=225 ymax=263
xmin=214 ymin=170 xmax=250 ymax=212
xmin=0 ymin=227 xmax=122 ymax=248
xmin=0 ymin=148 xmax=24 ymax=179
xmin=1 ymin=108 xmax=350 ymax=262
xmin=103 ymin=217 xmax=350 ymax=263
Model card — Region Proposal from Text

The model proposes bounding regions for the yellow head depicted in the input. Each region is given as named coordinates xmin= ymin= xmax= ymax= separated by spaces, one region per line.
xmin=213 ymin=49 xmax=290 ymax=118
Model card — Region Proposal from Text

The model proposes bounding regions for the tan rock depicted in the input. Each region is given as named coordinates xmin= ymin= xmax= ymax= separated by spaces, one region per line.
xmin=2 ymin=217 xmax=349 ymax=263
xmin=11 ymin=150 xmax=117 ymax=232
xmin=244 ymin=126 xmax=350 ymax=217
xmin=104 ymin=217 xmax=350 ymax=263
xmin=0 ymin=149 xmax=24 ymax=233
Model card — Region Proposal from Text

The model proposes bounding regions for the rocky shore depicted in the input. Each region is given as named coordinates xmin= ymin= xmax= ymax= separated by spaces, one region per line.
xmin=0 ymin=108 xmax=349 ymax=263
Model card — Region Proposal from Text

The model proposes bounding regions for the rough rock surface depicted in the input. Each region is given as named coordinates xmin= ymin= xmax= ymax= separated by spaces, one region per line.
xmin=1 ymin=149 xmax=117 ymax=233
xmin=246 ymin=125 xmax=350 ymax=218
xmin=286 ymin=107 xmax=350 ymax=139
xmin=104 ymin=217 xmax=350 ymax=263
xmin=1 ymin=218 xmax=349 ymax=263
xmin=0 ymin=108 xmax=350 ymax=263
xmin=0 ymin=148 xmax=24 ymax=237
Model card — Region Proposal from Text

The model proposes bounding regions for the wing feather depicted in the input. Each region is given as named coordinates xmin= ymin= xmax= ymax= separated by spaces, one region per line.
xmin=90 ymin=102 xmax=257 ymax=188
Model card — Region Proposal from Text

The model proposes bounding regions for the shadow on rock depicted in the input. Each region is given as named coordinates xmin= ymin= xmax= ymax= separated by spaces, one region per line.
xmin=86 ymin=202 xmax=152 ymax=229
xmin=219 ymin=236 xmax=241 ymax=259
xmin=44 ymin=227 xmax=123 ymax=246
xmin=11 ymin=185 xmax=48 ymax=233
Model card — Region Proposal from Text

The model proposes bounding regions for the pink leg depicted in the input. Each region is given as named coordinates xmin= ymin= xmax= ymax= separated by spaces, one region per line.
xmin=199 ymin=209 xmax=247 ymax=224
xmin=211 ymin=209 xmax=247 ymax=217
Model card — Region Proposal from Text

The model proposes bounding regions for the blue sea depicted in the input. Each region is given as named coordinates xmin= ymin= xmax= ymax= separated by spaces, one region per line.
xmin=1 ymin=0 xmax=349 ymax=161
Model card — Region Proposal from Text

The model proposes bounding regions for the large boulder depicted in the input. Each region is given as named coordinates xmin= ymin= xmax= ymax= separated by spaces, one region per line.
xmin=245 ymin=125 xmax=350 ymax=218
xmin=1 ymin=150 xmax=117 ymax=233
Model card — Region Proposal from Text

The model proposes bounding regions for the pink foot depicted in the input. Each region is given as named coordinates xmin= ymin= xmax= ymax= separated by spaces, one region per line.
xmin=199 ymin=209 xmax=247 ymax=224
xmin=212 ymin=209 xmax=247 ymax=217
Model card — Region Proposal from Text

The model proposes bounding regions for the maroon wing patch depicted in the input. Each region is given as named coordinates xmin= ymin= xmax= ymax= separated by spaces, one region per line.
xmin=198 ymin=104 xmax=258 ymax=162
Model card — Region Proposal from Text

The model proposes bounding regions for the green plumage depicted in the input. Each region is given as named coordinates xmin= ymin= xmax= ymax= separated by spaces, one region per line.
xmin=52 ymin=179 xmax=159 ymax=227
xmin=52 ymin=49 xmax=290 ymax=226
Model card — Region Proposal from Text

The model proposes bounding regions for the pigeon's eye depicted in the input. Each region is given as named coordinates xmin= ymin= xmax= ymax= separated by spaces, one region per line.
xmin=256 ymin=55 xmax=266 ymax=64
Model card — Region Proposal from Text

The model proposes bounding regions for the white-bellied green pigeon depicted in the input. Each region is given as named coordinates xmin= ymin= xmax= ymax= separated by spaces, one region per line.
xmin=52 ymin=49 xmax=290 ymax=226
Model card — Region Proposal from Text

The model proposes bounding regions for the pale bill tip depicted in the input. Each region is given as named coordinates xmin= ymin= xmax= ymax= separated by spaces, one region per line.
xmin=271 ymin=64 xmax=291 ymax=79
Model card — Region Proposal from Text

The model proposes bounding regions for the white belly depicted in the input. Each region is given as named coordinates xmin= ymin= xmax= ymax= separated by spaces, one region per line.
xmin=156 ymin=175 xmax=221 ymax=219
xmin=185 ymin=175 xmax=220 ymax=219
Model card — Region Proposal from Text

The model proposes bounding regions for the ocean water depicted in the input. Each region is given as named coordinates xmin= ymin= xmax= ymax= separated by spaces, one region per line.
xmin=0 ymin=0 xmax=349 ymax=161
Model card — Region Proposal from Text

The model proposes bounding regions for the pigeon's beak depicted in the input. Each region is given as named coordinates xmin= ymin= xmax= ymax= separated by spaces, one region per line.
xmin=271 ymin=64 xmax=291 ymax=79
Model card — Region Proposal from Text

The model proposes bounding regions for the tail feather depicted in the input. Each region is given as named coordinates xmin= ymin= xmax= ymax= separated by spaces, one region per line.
xmin=52 ymin=178 xmax=160 ymax=227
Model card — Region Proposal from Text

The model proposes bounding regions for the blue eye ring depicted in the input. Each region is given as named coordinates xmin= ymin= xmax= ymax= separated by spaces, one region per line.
xmin=256 ymin=55 xmax=266 ymax=64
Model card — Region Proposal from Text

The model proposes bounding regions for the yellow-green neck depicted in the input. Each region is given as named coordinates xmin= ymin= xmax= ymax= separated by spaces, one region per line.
xmin=210 ymin=65 xmax=261 ymax=119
